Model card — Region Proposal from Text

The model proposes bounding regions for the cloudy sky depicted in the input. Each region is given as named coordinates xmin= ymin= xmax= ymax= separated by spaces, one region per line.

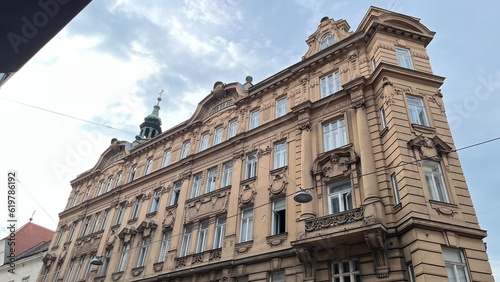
xmin=1 ymin=0 xmax=499 ymax=278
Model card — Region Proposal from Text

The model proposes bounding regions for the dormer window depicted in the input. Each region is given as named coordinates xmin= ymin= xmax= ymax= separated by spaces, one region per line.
xmin=319 ymin=33 xmax=336 ymax=50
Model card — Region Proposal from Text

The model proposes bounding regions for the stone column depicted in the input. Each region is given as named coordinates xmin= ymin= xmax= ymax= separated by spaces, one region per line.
xmin=298 ymin=121 xmax=315 ymax=219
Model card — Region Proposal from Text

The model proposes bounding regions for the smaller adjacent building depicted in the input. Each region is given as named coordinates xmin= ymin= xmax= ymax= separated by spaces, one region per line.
xmin=0 ymin=221 xmax=54 ymax=282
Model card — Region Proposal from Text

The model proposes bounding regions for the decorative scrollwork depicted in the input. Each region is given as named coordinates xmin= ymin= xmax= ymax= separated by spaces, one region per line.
xmin=304 ymin=207 xmax=364 ymax=232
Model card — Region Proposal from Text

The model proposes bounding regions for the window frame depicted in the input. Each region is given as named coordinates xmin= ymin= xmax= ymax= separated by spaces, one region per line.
xmin=128 ymin=166 xmax=137 ymax=183
xmin=407 ymin=96 xmax=429 ymax=126
xmin=228 ymin=120 xmax=238 ymax=139
xmin=196 ymin=220 xmax=209 ymax=253
xmin=395 ymin=47 xmax=414 ymax=70
xmin=423 ymin=160 xmax=449 ymax=203
xmin=144 ymin=158 xmax=153 ymax=175
xmin=380 ymin=107 xmax=387 ymax=129
xmin=206 ymin=167 xmax=217 ymax=193
xmin=95 ymin=180 xmax=104 ymax=196
xmin=70 ymin=192 xmax=79 ymax=207
xmin=181 ymin=141 xmax=190 ymax=159
xmin=117 ymin=244 xmax=130 ymax=272
xmin=239 ymin=208 xmax=253 ymax=243
xmin=90 ymin=212 xmax=101 ymax=234
xmin=199 ymin=133 xmax=209 ymax=152
xmin=319 ymin=33 xmax=336 ymax=50
xmin=100 ymin=249 xmax=111 ymax=276
xmin=249 ymin=109 xmax=260 ymax=130
xmin=245 ymin=152 xmax=257 ymax=179
xmin=150 ymin=190 xmax=162 ymax=213
xmin=273 ymin=141 xmax=287 ymax=169
xmin=82 ymin=187 xmax=91 ymax=201
xmin=191 ymin=173 xmax=202 ymax=198
xmin=100 ymin=209 xmax=110 ymax=231
xmin=443 ymin=247 xmax=471 ymax=282
xmin=323 ymin=118 xmax=347 ymax=151
xmin=158 ymin=231 xmax=172 ymax=263
xmin=391 ymin=173 xmax=401 ymax=205
xmin=221 ymin=161 xmax=233 ymax=188
xmin=170 ymin=182 xmax=182 ymax=206
xmin=331 ymin=259 xmax=361 ymax=282
xmin=136 ymin=237 xmax=151 ymax=267
xmin=320 ymin=71 xmax=341 ymax=98
xmin=213 ymin=215 xmax=226 ymax=249
xmin=180 ymin=225 xmax=193 ymax=257
xmin=131 ymin=197 xmax=142 ymax=220
xmin=275 ymin=96 xmax=288 ymax=118
xmin=162 ymin=150 xmax=171 ymax=168
xmin=271 ymin=198 xmax=286 ymax=235
xmin=327 ymin=180 xmax=353 ymax=214
xmin=104 ymin=177 xmax=113 ymax=193
xmin=114 ymin=173 xmax=122 ymax=188
xmin=115 ymin=202 xmax=126 ymax=225
xmin=213 ymin=126 xmax=223 ymax=145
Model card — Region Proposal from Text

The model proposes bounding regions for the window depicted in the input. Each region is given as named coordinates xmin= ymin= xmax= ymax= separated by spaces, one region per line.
xmin=407 ymin=263 xmax=416 ymax=282
xmin=65 ymin=260 xmax=75 ymax=282
xmin=104 ymin=177 xmax=113 ymax=193
xmin=206 ymin=168 xmax=217 ymax=193
xmin=270 ymin=271 xmax=285 ymax=282
xmin=396 ymin=47 xmax=414 ymax=69
xmin=371 ymin=57 xmax=376 ymax=72
xmin=144 ymin=158 xmax=153 ymax=175
xmin=320 ymin=33 xmax=335 ymax=50
xmin=331 ymin=260 xmax=361 ymax=282
xmin=191 ymin=174 xmax=202 ymax=198
xmin=150 ymin=190 xmax=161 ymax=213
xmin=115 ymin=203 xmax=126 ymax=225
xmin=443 ymin=247 xmax=470 ymax=282
xmin=128 ymin=166 xmax=137 ymax=183
xmin=100 ymin=209 xmax=110 ymax=231
xmin=391 ymin=173 xmax=401 ymax=205
xmin=423 ymin=160 xmax=449 ymax=203
xmin=131 ymin=197 xmax=142 ymax=219
xmin=55 ymin=226 xmax=65 ymax=246
xmin=117 ymin=244 xmax=130 ymax=272
xmin=228 ymin=120 xmax=238 ymax=139
xmin=158 ymin=231 xmax=171 ymax=262
xmin=245 ymin=152 xmax=257 ymax=179
xmin=137 ymin=238 xmax=151 ymax=267
xmin=199 ymin=133 xmax=209 ymax=151
xmin=196 ymin=220 xmax=209 ymax=253
xmin=323 ymin=119 xmax=347 ymax=151
xmin=214 ymin=126 xmax=223 ymax=145
xmin=221 ymin=161 xmax=233 ymax=188
xmin=67 ymin=224 xmax=77 ymax=242
xmin=249 ymin=109 xmax=260 ymax=130
xmin=53 ymin=264 xmax=62 ymax=282
xmin=320 ymin=71 xmax=341 ymax=98
xmin=239 ymin=208 xmax=253 ymax=242
xmin=162 ymin=150 xmax=171 ymax=167
xmin=380 ymin=107 xmax=387 ymax=129
xmin=100 ymin=249 xmax=111 ymax=276
xmin=171 ymin=182 xmax=182 ymax=206
xmin=213 ymin=215 xmax=226 ymax=249
xmin=82 ymin=187 xmax=91 ymax=201
xmin=90 ymin=212 xmax=100 ymax=234
xmin=80 ymin=216 xmax=91 ymax=237
xmin=181 ymin=142 xmax=190 ymax=159
xmin=70 ymin=192 xmax=79 ymax=207
xmin=328 ymin=181 xmax=353 ymax=214
xmin=272 ymin=198 xmax=286 ymax=235
xmin=275 ymin=96 xmax=287 ymax=118
xmin=180 ymin=225 xmax=193 ymax=257
xmin=95 ymin=181 xmax=104 ymax=196
xmin=114 ymin=173 xmax=122 ymax=188
xmin=84 ymin=255 xmax=95 ymax=280
xmin=273 ymin=141 xmax=287 ymax=169
xmin=407 ymin=96 xmax=429 ymax=126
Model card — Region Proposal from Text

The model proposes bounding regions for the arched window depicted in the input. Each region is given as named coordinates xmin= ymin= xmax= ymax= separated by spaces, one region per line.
xmin=320 ymin=33 xmax=336 ymax=50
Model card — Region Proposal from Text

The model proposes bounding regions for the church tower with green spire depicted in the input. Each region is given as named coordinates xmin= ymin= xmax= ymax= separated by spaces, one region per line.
xmin=136 ymin=92 xmax=162 ymax=141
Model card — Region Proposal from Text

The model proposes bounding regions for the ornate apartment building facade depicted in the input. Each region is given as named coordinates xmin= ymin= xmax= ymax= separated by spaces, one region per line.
xmin=39 ymin=6 xmax=493 ymax=282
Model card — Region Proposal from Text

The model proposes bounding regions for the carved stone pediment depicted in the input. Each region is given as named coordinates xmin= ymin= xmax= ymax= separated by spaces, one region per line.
xmin=312 ymin=145 xmax=359 ymax=182
xmin=137 ymin=220 xmax=157 ymax=238
xmin=185 ymin=187 xmax=230 ymax=223
xmin=408 ymin=135 xmax=452 ymax=160
xmin=239 ymin=184 xmax=256 ymax=207
xmin=117 ymin=227 xmax=137 ymax=244
xmin=162 ymin=209 xmax=176 ymax=230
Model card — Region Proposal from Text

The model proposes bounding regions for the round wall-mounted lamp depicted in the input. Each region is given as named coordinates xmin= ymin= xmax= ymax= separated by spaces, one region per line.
xmin=90 ymin=257 xmax=103 ymax=266
xmin=293 ymin=190 xmax=313 ymax=203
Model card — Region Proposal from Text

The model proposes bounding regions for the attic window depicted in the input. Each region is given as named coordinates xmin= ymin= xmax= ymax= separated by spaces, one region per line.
xmin=210 ymin=100 xmax=234 ymax=115
xmin=320 ymin=33 xmax=336 ymax=50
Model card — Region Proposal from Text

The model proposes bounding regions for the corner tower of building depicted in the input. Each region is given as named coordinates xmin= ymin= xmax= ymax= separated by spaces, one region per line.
xmin=137 ymin=93 xmax=163 ymax=141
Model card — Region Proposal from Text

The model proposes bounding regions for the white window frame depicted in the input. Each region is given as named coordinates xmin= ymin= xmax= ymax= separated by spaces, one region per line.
xmin=104 ymin=177 xmax=113 ymax=193
xmin=115 ymin=203 xmax=125 ymax=225
xmin=150 ymin=190 xmax=161 ymax=212
xmin=249 ymin=109 xmax=260 ymax=130
xmin=275 ymin=96 xmax=287 ymax=118
xmin=328 ymin=180 xmax=353 ymax=214
xmin=380 ymin=107 xmax=387 ymax=129
xmin=100 ymin=209 xmax=110 ymax=231
xmin=320 ymin=71 xmax=341 ymax=98
xmin=128 ymin=166 xmax=137 ymax=183
xmin=158 ymin=231 xmax=172 ymax=262
xmin=162 ymin=150 xmax=171 ymax=167
xmin=131 ymin=197 xmax=142 ymax=219
xmin=331 ymin=260 xmax=361 ymax=282
xmin=65 ymin=260 xmax=75 ymax=282
xmin=214 ymin=126 xmax=223 ymax=145
xmin=196 ymin=220 xmax=209 ymax=253
xmin=136 ymin=238 xmax=150 ymax=267
xmin=144 ymin=158 xmax=153 ymax=175
xmin=114 ymin=173 xmax=122 ymax=188
xmin=181 ymin=141 xmax=190 ymax=159
xmin=117 ymin=244 xmax=130 ymax=272
xmin=408 ymin=263 xmax=416 ymax=282
xmin=213 ymin=215 xmax=226 ymax=249
xmin=272 ymin=198 xmax=286 ymax=235
xmin=82 ymin=187 xmax=91 ymax=201
xmin=170 ymin=182 xmax=182 ymax=206
xmin=55 ymin=226 xmax=65 ymax=246
xmin=221 ymin=161 xmax=233 ymax=188
xmin=239 ymin=208 xmax=253 ymax=243
xmin=74 ymin=257 xmax=85 ymax=282
xmin=407 ymin=96 xmax=429 ymax=126
xmin=199 ymin=133 xmax=209 ymax=152
xmin=319 ymin=33 xmax=335 ymax=50
xmin=53 ymin=263 xmax=62 ymax=282
xmin=228 ymin=120 xmax=238 ymax=139
xmin=391 ymin=173 xmax=401 ymax=205
xmin=90 ymin=212 xmax=100 ymax=234
xmin=180 ymin=225 xmax=193 ymax=257
xmin=273 ymin=141 xmax=287 ymax=169
xmin=191 ymin=174 xmax=202 ymax=198
xmin=443 ymin=247 xmax=471 ymax=282
xmin=396 ymin=47 xmax=414 ymax=69
xmin=245 ymin=152 xmax=257 ymax=179
xmin=80 ymin=216 xmax=91 ymax=237
xmin=67 ymin=224 xmax=76 ymax=242
xmin=100 ymin=249 xmax=111 ymax=276
xmin=423 ymin=160 xmax=449 ymax=203
xmin=323 ymin=119 xmax=347 ymax=151
xmin=95 ymin=181 xmax=104 ymax=196
xmin=371 ymin=57 xmax=376 ymax=72
xmin=206 ymin=168 xmax=217 ymax=193
xmin=70 ymin=192 xmax=79 ymax=207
